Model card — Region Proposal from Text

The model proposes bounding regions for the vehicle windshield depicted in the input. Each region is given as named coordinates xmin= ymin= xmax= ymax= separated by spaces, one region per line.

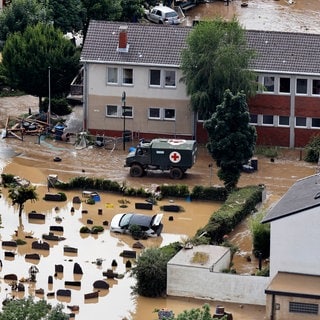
xmin=119 ymin=213 xmax=133 ymax=227
xmin=166 ymin=12 xmax=178 ymax=18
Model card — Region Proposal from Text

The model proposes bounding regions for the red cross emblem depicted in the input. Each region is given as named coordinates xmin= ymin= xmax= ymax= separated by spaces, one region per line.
xmin=169 ymin=151 xmax=181 ymax=163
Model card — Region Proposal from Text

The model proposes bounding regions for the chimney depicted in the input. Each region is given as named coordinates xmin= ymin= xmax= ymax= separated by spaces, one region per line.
xmin=117 ymin=25 xmax=129 ymax=52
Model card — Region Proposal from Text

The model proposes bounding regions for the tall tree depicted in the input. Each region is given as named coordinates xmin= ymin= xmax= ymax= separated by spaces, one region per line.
xmin=81 ymin=0 xmax=122 ymax=39
xmin=0 ymin=0 xmax=48 ymax=43
xmin=1 ymin=23 xmax=80 ymax=109
xmin=204 ymin=90 xmax=256 ymax=191
xmin=0 ymin=297 xmax=68 ymax=320
xmin=8 ymin=185 xmax=38 ymax=217
xmin=119 ymin=0 xmax=144 ymax=22
xmin=181 ymin=18 xmax=257 ymax=120
xmin=49 ymin=0 xmax=84 ymax=33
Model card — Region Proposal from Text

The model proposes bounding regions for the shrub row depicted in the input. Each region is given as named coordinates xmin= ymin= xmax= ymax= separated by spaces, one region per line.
xmin=196 ymin=185 xmax=264 ymax=244
xmin=54 ymin=176 xmax=228 ymax=201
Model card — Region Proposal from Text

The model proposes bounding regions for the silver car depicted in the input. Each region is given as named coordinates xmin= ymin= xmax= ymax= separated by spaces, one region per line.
xmin=146 ymin=6 xmax=181 ymax=25
xmin=110 ymin=212 xmax=164 ymax=237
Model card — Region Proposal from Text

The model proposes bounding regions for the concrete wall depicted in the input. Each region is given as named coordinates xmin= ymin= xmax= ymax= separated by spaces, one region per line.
xmin=167 ymin=265 xmax=269 ymax=305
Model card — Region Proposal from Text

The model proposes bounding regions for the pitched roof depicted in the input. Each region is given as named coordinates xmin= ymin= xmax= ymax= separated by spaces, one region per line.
xmin=80 ymin=21 xmax=320 ymax=75
xmin=262 ymin=174 xmax=320 ymax=223
xmin=245 ymin=30 xmax=320 ymax=75
xmin=80 ymin=21 xmax=191 ymax=67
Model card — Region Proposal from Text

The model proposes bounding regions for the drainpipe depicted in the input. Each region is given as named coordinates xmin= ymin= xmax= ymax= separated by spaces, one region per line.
xmin=83 ymin=63 xmax=88 ymax=131
xmin=289 ymin=77 xmax=296 ymax=148
xmin=270 ymin=294 xmax=275 ymax=320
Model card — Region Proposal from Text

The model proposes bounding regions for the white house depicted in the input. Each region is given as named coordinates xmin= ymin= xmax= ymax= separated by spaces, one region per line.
xmin=262 ymin=174 xmax=320 ymax=319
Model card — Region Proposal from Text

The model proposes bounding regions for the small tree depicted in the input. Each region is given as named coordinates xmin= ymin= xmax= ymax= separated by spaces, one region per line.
xmin=174 ymin=304 xmax=214 ymax=320
xmin=8 ymin=185 xmax=38 ymax=217
xmin=0 ymin=296 xmax=68 ymax=320
xmin=131 ymin=247 xmax=177 ymax=297
xmin=205 ymin=90 xmax=256 ymax=191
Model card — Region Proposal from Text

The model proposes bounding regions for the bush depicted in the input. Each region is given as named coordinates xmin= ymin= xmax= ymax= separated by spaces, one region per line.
xmin=43 ymin=97 xmax=72 ymax=115
xmin=80 ymin=226 xmax=91 ymax=233
xmin=304 ymin=134 xmax=320 ymax=162
xmin=1 ymin=173 xmax=15 ymax=185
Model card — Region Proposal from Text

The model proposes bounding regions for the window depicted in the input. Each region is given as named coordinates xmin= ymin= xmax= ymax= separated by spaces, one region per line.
xmin=123 ymin=68 xmax=133 ymax=84
xmin=312 ymin=118 xmax=320 ymax=128
xmin=149 ymin=108 xmax=160 ymax=119
xmin=296 ymin=78 xmax=308 ymax=94
xmin=165 ymin=70 xmax=176 ymax=87
xmin=150 ymin=70 xmax=161 ymax=86
xmin=279 ymin=116 xmax=289 ymax=126
xmin=263 ymin=76 xmax=275 ymax=92
xmin=262 ymin=115 xmax=274 ymax=125
xmin=164 ymin=108 xmax=175 ymax=120
xmin=279 ymin=77 xmax=290 ymax=93
xmin=249 ymin=114 xmax=258 ymax=124
xmin=289 ymin=302 xmax=318 ymax=315
xmin=106 ymin=105 xmax=118 ymax=117
xmin=107 ymin=67 xmax=118 ymax=84
xmin=312 ymin=79 xmax=320 ymax=95
xmin=295 ymin=117 xmax=307 ymax=127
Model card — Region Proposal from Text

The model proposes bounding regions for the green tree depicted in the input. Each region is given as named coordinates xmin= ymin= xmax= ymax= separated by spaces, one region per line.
xmin=1 ymin=23 xmax=80 ymax=109
xmin=81 ymin=0 xmax=122 ymax=38
xmin=205 ymin=90 xmax=256 ymax=191
xmin=0 ymin=296 xmax=68 ymax=320
xmin=120 ymin=0 xmax=144 ymax=22
xmin=49 ymin=0 xmax=84 ymax=33
xmin=174 ymin=304 xmax=214 ymax=320
xmin=181 ymin=18 xmax=257 ymax=120
xmin=0 ymin=0 xmax=48 ymax=43
xmin=131 ymin=247 xmax=176 ymax=297
xmin=8 ymin=185 xmax=38 ymax=217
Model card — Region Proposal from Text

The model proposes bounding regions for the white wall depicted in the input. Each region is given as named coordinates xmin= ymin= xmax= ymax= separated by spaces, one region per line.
xmin=167 ymin=265 xmax=269 ymax=305
xmin=270 ymin=206 xmax=320 ymax=278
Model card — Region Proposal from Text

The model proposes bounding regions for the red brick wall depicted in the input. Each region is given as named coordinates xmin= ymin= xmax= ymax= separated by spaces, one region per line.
xmin=249 ymin=95 xmax=291 ymax=115
xmin=255 ymin=126 xmax=290 ymax=147
xmin=295 ymin=96 xmax=320 ymax=117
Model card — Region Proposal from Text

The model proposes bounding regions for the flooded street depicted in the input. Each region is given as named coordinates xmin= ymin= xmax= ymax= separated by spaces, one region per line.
xmin=1 ymin=0 xmax=320 ymax=315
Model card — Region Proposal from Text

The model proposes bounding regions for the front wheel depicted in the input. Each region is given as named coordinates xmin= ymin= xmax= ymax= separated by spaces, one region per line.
xmin=130 ymin=164 xmax=144 ymax=177
xmin=169 ymin=167 xmax=183 ymax=180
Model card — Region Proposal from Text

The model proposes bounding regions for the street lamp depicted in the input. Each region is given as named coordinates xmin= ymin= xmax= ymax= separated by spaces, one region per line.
xmin=122 ymin=91 xmax=126 ymax=151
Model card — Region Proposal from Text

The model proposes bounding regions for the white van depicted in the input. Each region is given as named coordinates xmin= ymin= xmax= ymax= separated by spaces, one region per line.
xmin=146 ymin=5 xmax=181 ymax=25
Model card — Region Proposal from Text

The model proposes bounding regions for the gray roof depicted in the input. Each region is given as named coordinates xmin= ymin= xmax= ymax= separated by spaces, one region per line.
xmin=246 ymin=30 xmax=320 ymax=75
xmin=80 ymin=21 xmax=191 ymax=67
xmin=262 ymin=175 xmax=320 ymax=223
xmin=81 ymin=21 xmax=320 ymax=75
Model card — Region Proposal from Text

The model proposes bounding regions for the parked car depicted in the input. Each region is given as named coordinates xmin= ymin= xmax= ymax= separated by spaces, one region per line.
xmin=110 ymin=213 xmax=164 ymax=237
xmin=146 ymin=6 xmax=181 ymax=25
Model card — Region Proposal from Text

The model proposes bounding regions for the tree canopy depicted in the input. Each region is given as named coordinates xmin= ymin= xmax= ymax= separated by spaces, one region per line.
xmin=8 ymin=185 xmax=38 ymax=217
xmin=1 ymin=23 xmax=80 ymax=109
xmin=0 ymin=0 xmax=48 ymax=43
xmin=0 ymin=297 xmax=68 ymax=320
xmin=181 ymin=18 xmax=257 ymax=120
xmin=204 ymin=90 xmax=256 ymax=191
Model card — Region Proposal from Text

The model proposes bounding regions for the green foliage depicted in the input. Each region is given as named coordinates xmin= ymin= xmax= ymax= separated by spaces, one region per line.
xmin=175 ymin=303 xmax=213 ymax=320
xmin=254 ymin=145 xmax=278 ymax=159
xmin=197 ymin=185 xmax=262 ymax=244
xmin=249 ymin=211 xmax=270 ymax=259
xmin=79 ymin=226 xmax=91 ymax=233
xmin=0 ymin=0 xmax=48 ymax=43
xmin=129 ymin=224 xmax=146 ymax=239
xmin=8 ymin=185 xmax=38 ymax=216
xmin=191 ymin=185 xmax=227 ymax=201
xmin=58 ymin=192 xmax=67 ymax=201
xmin=181 ymin=18 xmax=257 ymax=119
xmin=1 ymin=173 xmax=15 ymax=185
xmin=86 ymin=197 xmax=95 ymax=205
xmin=49 ymin=0 xmax=84 ymax=33
xmin=43 ymin=97 xmax=72 ymax=116
xmin=16 ymin=238 xmax=27 ymax=245
xmin=131 ymin=246 xmax=179 ymax=297
xmin=255 ymin=265 xmax=269 ymax=277
xmin=205 ymin=90 xmax=257 ymax=191
xmin=304 ymin=134 xmax=320 ymax=162
xmin=120 ymin=0 xmax=144 ymax=22
xmin=91 ymin=225 xmax=104 ymax=233
xmin=160 ymin=184 xmax=190 ymax=198
xmin=1 ymin=23 xmax=80 ymax=109
xmin=0 ymin=296 xmax=68 ymax=320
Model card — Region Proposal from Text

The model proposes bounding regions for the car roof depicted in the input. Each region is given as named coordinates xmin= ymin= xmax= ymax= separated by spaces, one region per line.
xmin=130 ymin=214 xmax=153 ymax=227
xmin=153 ymin=5 xmax=176 ymax=13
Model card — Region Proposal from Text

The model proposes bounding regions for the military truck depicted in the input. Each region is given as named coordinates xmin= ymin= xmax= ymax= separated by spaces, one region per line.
xmin=125 ymin=138 xmax=197 ymax=179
